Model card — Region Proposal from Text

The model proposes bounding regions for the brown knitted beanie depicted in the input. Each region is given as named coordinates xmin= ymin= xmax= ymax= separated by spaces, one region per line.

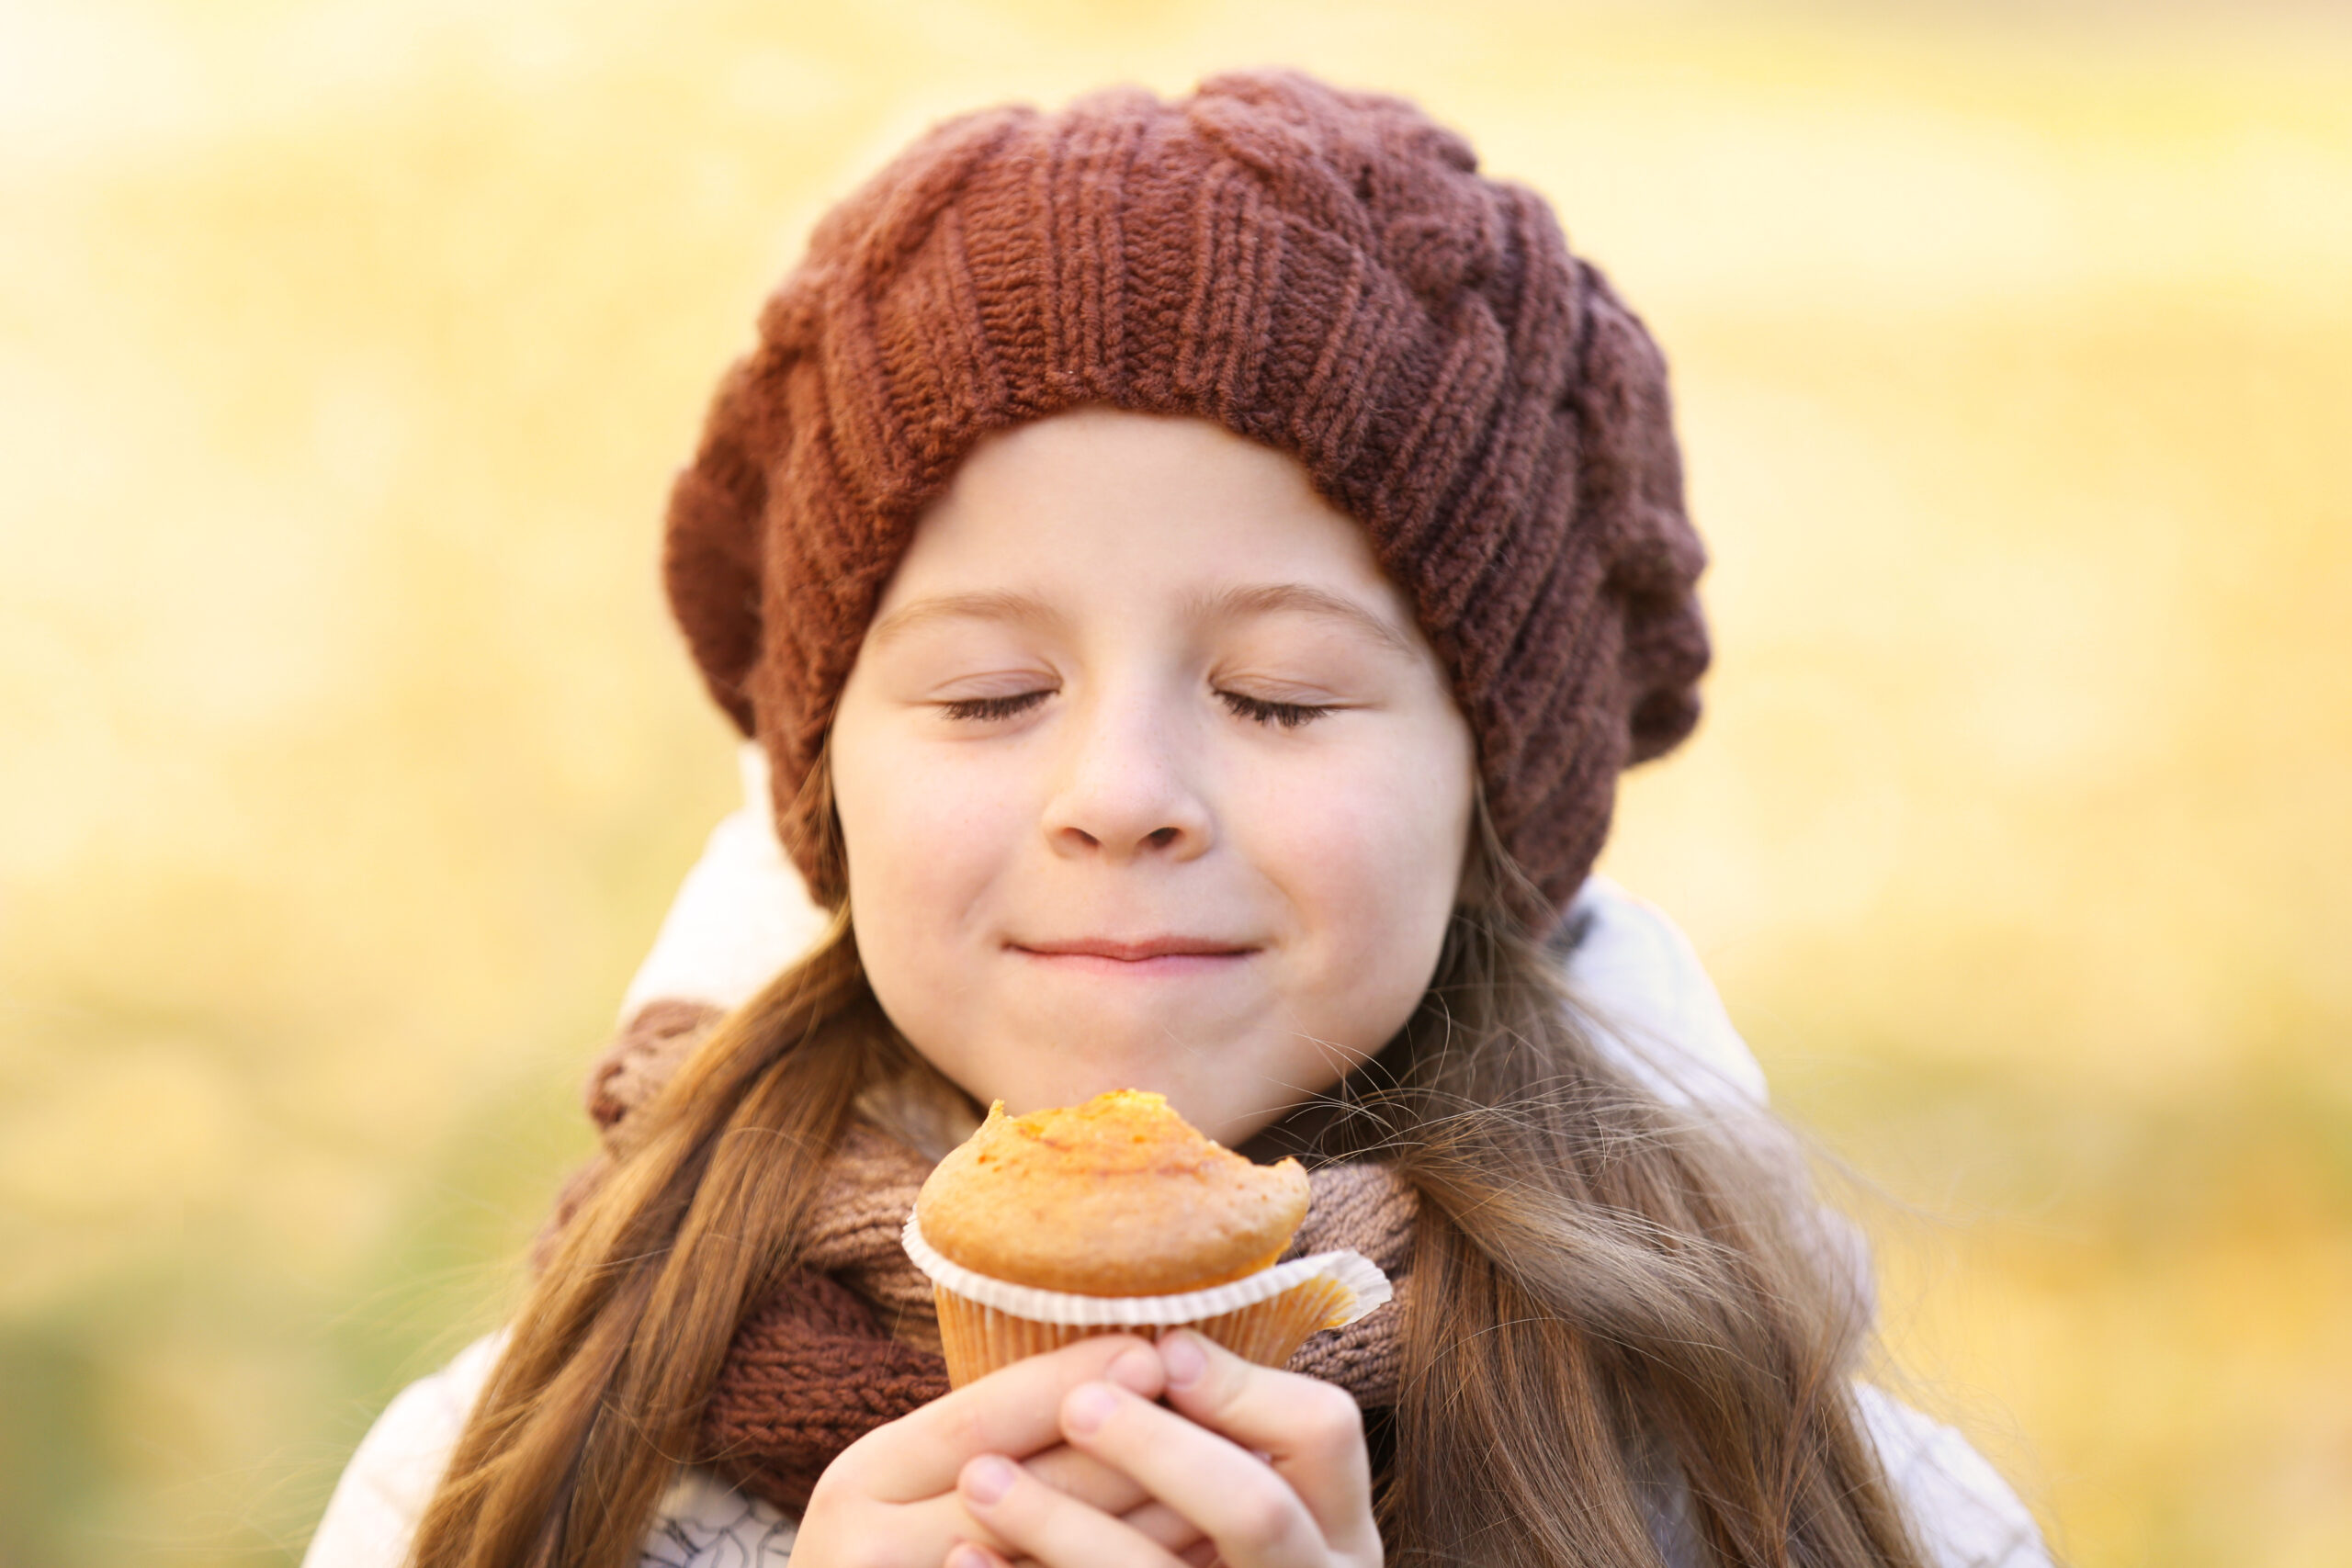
xmin=662 ymin=68 xmax=1708 ymax=916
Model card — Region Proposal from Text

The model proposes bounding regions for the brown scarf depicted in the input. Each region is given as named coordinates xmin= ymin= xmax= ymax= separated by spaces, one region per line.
xmin=544 ymin=1001 xmax=1419 ymax=1513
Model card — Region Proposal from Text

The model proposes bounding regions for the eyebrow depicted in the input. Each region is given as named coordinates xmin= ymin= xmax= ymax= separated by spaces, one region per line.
xmin=865 ymin=590 xmax=1073 ymax=649
xmin=864 ymin=581 xmax=1415 ymax=656
xmin=1189 ymin=581 xmax=1417 ymax=657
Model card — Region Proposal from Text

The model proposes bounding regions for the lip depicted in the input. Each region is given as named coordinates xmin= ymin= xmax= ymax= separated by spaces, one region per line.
xmin=1012 ymin=937 xmax=1258 ymax=962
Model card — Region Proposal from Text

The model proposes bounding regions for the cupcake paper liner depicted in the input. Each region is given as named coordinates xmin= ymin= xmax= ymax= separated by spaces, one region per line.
xmin=902 ymin=1213 xmax=1392 ymax=1387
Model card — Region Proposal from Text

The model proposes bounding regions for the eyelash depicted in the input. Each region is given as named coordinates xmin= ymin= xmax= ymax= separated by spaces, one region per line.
xmin=940 ymin=692 xmax=1050 ymax=722
xmin=1218 ymin=691 xmax=1328 ymax=729
xmin=938 ymin=691 xmax=1332 ymax=728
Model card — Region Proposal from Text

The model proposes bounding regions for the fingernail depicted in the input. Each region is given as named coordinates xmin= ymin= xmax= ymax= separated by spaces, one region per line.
xmin=945 ymin=1547 xmax=992 ymax=1568
xmin=1065 ymin=1381 xmax=1118 ymax=1434
xmin=962 ymin=1454 xmax=1015 ymax=1506
xmin=1160 ymin=1329 xmax=1205 ymax=1389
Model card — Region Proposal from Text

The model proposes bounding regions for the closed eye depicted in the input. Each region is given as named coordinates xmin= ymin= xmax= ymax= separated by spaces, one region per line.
xmin=1219 ymin=691 xmax=1331 ymax=729
xmin=941 ymin=691 xmax=1051 ymax=722
xmin=941 ymin=689 xmax=1330 ymax=728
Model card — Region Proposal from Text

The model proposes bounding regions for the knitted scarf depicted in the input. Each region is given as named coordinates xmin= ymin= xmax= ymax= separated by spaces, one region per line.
xmin=544 ymin=1000 xmax=1420 ymax=1515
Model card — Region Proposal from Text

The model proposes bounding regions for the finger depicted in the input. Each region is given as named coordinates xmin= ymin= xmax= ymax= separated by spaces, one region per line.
xmin=1012 ymin=1450 xmax=1204 ymax=1563
xmin=805 ymin=1483 xmax=1204 ymax=1568
xmin=1121 ymin=1499 xmax=1209 ymax=1556
xmin=1007 ymin=1499 xmax=1205 ymax=1568
xmin=797 ymin=1487 xmax=1017 ymax=1568
xmin=1023 ymin=1442 xmax=1151 ymax=1515
xmin=1154 ymin=1330 xmax=1373 ymax=1538
xmin=958 ymin=1450 xmax=1182 ymax=1568
xmin=853 ymin=1334 xmax=1164 ymax=1501
xmin=1057 ymin=1380 xmax=1327 ymax=1566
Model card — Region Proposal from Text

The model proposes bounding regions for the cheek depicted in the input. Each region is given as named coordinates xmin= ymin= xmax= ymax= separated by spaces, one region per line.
xmin=831 ymin=729 xmax=1021 ymax=999
xmin=1248 ymin=736 xmax=1470 ymax=1032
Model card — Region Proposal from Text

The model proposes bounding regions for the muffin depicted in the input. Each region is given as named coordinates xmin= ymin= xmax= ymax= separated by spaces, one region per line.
xmin=903 ymin=1089 xmax=1391 ymax=1385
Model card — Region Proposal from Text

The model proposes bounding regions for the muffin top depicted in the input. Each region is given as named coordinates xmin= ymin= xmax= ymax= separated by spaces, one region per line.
xmin=913 ymin=1089 xmax=1312 ymax=1295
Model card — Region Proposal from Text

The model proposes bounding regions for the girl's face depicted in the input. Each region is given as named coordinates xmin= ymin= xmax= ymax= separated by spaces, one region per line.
xmin=829 ymin=407 xmax=1476 ymax=1145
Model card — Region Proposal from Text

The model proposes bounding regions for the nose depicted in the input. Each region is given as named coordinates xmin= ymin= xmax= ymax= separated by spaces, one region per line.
xmin=1040 ymin=688 xmax=1215 ymax=865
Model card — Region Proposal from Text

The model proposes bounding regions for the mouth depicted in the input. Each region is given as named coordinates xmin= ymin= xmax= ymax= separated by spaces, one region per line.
xmin=1009 ymin=936 xmax=1260 ymax=974
xmin=1015 ymin=937 xmax=1255 ymax=960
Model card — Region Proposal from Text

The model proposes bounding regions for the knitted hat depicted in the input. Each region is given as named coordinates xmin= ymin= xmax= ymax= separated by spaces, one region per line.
xmin=662 ymin=68 xmax=1708 ymax=918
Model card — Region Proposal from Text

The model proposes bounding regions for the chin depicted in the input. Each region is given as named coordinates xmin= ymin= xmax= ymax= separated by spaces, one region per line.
xmin=960 ymin=1050 xmax=1289 ymax=1146
xmin=975 ymin=1032 xmax=1239 ymax=1116
xmin=1014 ymin=1035 xmax=1191 ymax=1100
xmin=1013 ymin=992 xmax=1258 ymax=1055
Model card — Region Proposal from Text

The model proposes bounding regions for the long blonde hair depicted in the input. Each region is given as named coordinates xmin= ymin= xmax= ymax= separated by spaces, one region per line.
xmin=407 ymin=782 xmax=1926 ymax=1568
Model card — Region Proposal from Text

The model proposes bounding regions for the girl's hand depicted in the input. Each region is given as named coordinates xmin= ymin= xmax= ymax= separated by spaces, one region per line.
xmin=791 ymin=1334 xmax=1206 ymax=1567
xmin=947 ymin=1327 xmax=1383 ymax=1568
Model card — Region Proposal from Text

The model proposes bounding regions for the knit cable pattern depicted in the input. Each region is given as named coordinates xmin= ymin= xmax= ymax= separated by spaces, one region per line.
xmin=662 ymin=68 xmax=1709 ymax=917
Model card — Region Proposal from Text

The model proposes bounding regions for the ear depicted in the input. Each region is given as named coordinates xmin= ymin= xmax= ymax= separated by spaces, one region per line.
xmin=662 ymin=351 xmax=789 ymax=736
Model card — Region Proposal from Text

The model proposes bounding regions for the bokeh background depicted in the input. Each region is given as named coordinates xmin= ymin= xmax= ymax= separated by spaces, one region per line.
xmin=5 ymin=1 xmax=2348 ymax=1563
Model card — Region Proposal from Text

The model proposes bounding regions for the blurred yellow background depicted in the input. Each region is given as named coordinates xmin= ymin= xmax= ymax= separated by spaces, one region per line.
xmin=4 ymin=2 xmax=2347 ymax=1563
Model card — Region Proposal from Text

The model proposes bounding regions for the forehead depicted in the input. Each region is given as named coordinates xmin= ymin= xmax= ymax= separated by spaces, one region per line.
xmin=874 ymin=406 xmax=1409 ymax=621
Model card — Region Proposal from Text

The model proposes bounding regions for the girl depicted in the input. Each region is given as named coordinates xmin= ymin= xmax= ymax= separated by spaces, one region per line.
xmin=306 ymin=69 xmax=2049 ymax=1568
